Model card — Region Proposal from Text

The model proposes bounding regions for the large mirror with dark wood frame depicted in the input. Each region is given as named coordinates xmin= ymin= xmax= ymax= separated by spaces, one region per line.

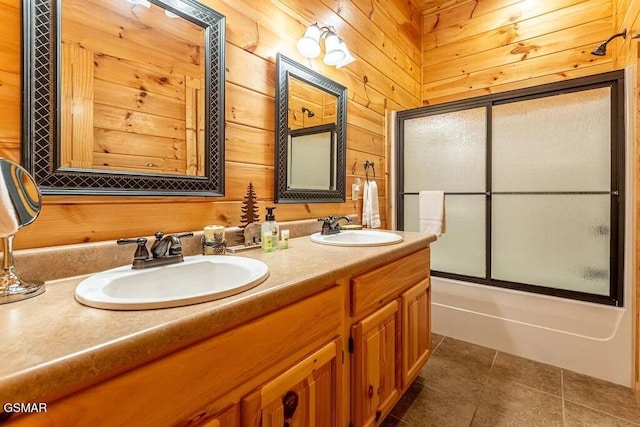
xmin=23 ymin=0 xmax=225 ymax=195
xmin=275 ymin=54 xmax=347 ymax=203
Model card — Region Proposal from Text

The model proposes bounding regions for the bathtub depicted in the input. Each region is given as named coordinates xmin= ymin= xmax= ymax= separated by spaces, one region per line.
xmin=430 ymin=275 xmax=632 ymax=386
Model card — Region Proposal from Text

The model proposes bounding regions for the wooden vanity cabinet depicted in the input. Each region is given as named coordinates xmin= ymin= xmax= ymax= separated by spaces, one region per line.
xmin=8 ymin=287 xmax=343 ymax=427
xmin=350 ymin=248 xmax=431 ymax=426
xmin=7 ymin=243 xmax=432 ymax=427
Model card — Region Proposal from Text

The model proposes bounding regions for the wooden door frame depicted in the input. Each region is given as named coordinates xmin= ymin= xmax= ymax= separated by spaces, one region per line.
xmin=634 ymin=43 xmax=640 ymax=400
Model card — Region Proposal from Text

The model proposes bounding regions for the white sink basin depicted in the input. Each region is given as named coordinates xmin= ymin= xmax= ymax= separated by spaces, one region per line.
xmin=310 ymin=230 xmax=403 ymax=247
xmin=75 ymin=255 xmax=269 ymax=310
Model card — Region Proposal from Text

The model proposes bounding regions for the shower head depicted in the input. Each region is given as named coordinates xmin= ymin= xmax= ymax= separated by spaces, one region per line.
xmin=590 ymin=42 xmax=608 ymax=56
xmin=591 ymin=29 xmax=627 ymax=56
xmin=301 ymin=107 xmax=315 ymax=118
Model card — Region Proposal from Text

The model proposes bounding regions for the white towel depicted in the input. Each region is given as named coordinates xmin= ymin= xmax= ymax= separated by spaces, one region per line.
xmin=362 ymin=181 xmax=370 ymax=226
xmin=362 ymin=180 xmax=381 ymax=229
xmin=419 ymin=191 xmax=446 ymax=236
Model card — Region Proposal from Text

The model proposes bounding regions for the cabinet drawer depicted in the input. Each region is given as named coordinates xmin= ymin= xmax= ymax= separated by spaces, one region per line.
xmin=351 ymin=248 xmax=429 ymax=318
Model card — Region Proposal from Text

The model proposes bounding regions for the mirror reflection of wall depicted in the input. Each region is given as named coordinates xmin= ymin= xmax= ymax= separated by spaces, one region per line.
xmin=287 ymin=124 xmax=336 ymax=190
xmin=24 ymin=0 xmax=225 ymax=195
xmin=60 ymin=0 xmax=206 ymax=176
xmin=287 ymin=76 xmax=337 ymax=130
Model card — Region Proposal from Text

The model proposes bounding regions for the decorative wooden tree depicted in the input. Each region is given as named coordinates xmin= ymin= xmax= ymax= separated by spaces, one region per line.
xmin=238 ymin=182 xmax=260 ymax=242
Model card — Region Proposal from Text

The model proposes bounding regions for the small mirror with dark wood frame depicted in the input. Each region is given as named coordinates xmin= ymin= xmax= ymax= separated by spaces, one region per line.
xmin=23 ymin=0 xmax=225 ymax=195
xmin=275 ymin=54 xmax=347 ymax=203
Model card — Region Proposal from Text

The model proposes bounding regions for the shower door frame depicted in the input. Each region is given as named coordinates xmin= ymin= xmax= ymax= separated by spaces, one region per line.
xmin=395 ymin=71 xmax=626 ymax=306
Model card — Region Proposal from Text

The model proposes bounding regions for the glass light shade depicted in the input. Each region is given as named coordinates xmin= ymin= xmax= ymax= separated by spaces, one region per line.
xmin=323 ymin=34 xmax=346 ymax=66
xmin=302 ymin=23 xmax=322 ymax=41
xmin=297 ymin=38 xmax=321 ymax=58
xmin=335 ymin=43 xmax=355 ymax=68
xmin=297 ymin=24 xmax=322 ymax=58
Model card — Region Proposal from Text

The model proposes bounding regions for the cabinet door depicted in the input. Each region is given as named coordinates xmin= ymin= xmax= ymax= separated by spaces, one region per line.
xmin=401 ymin=278 xmax=431 ymax=389
xmin=352 ymin=301 xmax=399 ymax=427
xmin=242 ymin=340 xmax=340 ymax=427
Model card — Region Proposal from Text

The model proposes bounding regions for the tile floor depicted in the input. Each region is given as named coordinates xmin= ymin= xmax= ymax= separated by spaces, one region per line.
xmin=382 ymin=334 xmax=640 ymax=426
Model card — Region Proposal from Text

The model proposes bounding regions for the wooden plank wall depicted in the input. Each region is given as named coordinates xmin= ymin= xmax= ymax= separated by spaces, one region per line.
xmin=615 ymin=0 xmax=640 ymax=67
xmin=0 ymin=0 xmax=422 ymax=249
xmin=635 ymin=41 xmax=640 ymax=399
xmin=616 ymin=0 xmax=640 ymax=400
xmin=0 ymin=1 xmax=20 ymax=166
xmin=421 ymin=0 xmax=617 ymax=105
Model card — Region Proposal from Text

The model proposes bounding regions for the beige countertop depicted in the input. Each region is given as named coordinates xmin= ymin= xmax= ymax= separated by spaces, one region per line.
xmin=0 ymin=231 xmax=435 ymax=406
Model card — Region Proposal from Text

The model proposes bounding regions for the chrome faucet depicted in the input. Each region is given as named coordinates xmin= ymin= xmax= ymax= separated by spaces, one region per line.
xmin=318 ymin=216 xmax=352 ymax=235
xmin=118 ymin=232 xmax=194 ymax=269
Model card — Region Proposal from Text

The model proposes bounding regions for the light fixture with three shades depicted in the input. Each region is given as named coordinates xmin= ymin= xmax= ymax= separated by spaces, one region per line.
xmin=296 ymin=23 xmax=356 ymax=68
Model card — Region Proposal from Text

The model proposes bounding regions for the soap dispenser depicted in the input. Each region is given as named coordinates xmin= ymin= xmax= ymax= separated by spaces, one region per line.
xmin=261 ymin=207 xmax=279 ymax=252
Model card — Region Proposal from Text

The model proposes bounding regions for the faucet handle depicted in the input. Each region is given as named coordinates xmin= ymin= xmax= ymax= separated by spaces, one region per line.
xmin=318 ymin=216 xmax=335 ymax=224
xmin=318 ymin=217 xmax=332 ymax=229
xmin=167 ymin=232 xmax=194 ymax=255
xmin=174 ymin=232 xmax=194 ymax=240
xmin=117 ymin=237 xmax=150 ymax=260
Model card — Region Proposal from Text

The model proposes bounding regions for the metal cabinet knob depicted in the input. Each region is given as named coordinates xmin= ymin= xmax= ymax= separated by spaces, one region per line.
xmin=282 ymin=390 xmax=298 ymax=426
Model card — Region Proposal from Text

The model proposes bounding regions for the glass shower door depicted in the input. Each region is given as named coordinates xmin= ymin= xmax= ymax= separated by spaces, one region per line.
xmin=491 ymin=88 xmax=613 ymax=295
xmin=401 ymin=107 xmax=487 ymax=278
xmin=397 ymin=74 xmax=623 ymax=305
